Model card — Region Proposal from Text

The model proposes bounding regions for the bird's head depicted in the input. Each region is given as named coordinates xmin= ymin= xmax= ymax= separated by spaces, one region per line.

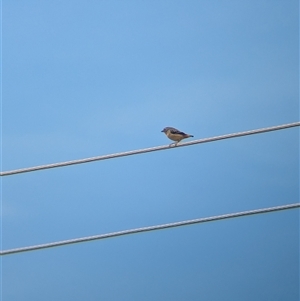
xmin=161 ymin=127 xmax=172 ymax=133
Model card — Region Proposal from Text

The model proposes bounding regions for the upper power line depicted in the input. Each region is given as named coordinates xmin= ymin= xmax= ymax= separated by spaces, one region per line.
xmin=1 ymin=121 xmax=299 ymax=177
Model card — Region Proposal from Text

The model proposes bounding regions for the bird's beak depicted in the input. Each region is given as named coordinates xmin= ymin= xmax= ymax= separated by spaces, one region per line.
xmin=161 ymin=130 xmax=164 ymax=132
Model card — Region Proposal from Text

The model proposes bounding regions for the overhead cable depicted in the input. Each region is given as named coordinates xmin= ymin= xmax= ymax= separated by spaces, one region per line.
xmin=1 ymin=203 xmax=299 ymax=256
xmin=1 ymin=121 xmax=299 ymax=177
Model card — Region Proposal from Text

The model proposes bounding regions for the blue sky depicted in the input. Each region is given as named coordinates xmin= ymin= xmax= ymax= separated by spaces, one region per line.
xmin=1 ymin=1 xmax=299 ymax=300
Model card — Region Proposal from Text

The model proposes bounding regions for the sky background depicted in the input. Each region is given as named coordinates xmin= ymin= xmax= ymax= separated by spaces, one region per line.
xmin=1 ymin=1 xmax=299 ymax=300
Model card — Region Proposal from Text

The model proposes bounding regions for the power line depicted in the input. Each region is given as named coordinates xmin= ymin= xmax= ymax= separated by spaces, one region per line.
xmin=1 ymin=203 xmax=299 ymax=256
xmin=1 ymin=121 xmax=299 ymax=177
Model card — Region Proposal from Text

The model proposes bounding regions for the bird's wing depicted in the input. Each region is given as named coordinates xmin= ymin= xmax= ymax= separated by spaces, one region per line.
xmin=169 ymin=128 xmax=186 ymax=135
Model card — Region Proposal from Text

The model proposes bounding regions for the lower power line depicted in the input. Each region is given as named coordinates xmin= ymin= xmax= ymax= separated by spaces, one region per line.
xmin=1 ymin=203 xmax=299 ymax=256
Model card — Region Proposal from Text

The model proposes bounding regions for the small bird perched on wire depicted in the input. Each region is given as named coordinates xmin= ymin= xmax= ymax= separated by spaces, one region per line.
xmin=161 ymin=127 xmax=194 ymax=146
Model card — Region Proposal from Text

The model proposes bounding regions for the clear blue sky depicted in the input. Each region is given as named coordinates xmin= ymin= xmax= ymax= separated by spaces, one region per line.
xmin=1 ymin=1 xmax=299 ymax=300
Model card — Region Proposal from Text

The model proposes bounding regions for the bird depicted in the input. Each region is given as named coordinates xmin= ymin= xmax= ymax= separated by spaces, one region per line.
xmin=161 ymin=127 xmax=194 ymax=146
